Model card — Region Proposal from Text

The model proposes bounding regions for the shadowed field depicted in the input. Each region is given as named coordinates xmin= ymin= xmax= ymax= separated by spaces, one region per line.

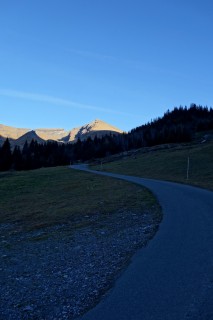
xmin=92 ymin=140 xmax=213 ymax=191
xmin=0 ymin=167 xmax=161 ymax=233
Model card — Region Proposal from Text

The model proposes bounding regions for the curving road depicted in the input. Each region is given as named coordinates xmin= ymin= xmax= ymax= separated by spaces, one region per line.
xmin=71 ymin=165 xmax=213 ymax=320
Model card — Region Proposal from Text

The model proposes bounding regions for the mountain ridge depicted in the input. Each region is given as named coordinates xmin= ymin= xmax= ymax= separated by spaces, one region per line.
xmin=0 ymin=119 xmax=123 ymax=147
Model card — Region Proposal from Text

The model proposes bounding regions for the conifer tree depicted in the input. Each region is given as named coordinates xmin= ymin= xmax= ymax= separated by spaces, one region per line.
xmin=12 ymin=146 xmax=22 ymax=170
xmin=0 ymin=138 xmax=12 ymax=171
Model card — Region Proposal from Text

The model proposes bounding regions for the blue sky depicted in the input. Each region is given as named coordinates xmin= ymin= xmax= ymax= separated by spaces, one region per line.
xmin=0 ymin=0 xmax=213 ymax=132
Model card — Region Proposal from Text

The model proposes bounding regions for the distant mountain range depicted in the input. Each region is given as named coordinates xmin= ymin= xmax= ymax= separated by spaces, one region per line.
xmin=0 ymin=120 xmax=123 ymax=147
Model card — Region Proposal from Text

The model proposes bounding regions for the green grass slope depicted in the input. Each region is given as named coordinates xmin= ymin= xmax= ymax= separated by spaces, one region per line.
xmin=93 ymin=140 xmax=213 ymax=191
xmin=0 ymin=167 xmax=161 ymax=233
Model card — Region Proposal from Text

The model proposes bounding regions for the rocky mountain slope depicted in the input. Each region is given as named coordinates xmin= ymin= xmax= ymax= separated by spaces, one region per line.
xmin=67 ymin=119 xmax=123 ymax=142
xmin=0 ymin=120 xmax=123 ymax=146
xmin=0 ymin=124 xmax=29 ymax=140
xmin=14 ymin=131 xmax=45 ymax=147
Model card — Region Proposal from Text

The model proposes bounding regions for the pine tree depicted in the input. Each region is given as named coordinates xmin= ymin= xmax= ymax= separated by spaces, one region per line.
xmin=12 ymin=146 xmax=22 ymax=170
xmin=0 ymin=138 xmax=12 ymax=171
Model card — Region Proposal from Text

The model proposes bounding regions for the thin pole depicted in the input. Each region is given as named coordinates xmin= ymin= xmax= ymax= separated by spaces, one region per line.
xmin=186 ymin=156 xmax=190 ymax=180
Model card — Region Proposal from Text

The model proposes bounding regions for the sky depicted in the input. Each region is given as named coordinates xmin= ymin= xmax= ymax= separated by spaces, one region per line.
xmin=0 ymin=0 xmax=213 ymax=132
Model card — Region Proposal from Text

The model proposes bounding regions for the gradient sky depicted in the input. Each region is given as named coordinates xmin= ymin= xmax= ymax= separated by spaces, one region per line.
xmin=0 ymin=0 xmax=213 ymax=132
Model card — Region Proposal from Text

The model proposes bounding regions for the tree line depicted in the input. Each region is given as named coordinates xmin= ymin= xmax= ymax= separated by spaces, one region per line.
xmin=0 ymin=104 xmax=212 ymax=171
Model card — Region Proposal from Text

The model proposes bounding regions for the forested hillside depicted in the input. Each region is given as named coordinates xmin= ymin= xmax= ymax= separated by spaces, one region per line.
xmin=0 ymin=104 xmax=212 ymax=171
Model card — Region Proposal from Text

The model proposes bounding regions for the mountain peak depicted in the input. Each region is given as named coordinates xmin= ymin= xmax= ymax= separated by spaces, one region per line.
xmin=67 ymin=119 xmax=123 ymax=142
xmin=15 ymin=130 xmax=45 ymax=147
xmin=85 ymin=119 xmax=123 ymax=132
xmin=0 ymin=120 xmax=123 ymax=147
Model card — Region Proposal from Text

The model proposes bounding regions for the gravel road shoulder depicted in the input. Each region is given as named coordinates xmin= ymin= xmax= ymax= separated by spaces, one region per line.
xmin=0 ymin=206 xmax=161 ymax=320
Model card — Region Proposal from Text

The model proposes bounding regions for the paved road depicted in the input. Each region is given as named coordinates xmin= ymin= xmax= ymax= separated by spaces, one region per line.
xmin=71 ymin=165 xmax=213 ymax=320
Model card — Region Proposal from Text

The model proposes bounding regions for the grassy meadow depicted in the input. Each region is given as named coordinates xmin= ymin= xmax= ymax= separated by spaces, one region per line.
xmin=1 ymin=138 xmax=211 ymax=235
xmin=0 ymin=167 xmax=160 ymax=233
xmin=92 ymin=140 xmax=213 ymax=191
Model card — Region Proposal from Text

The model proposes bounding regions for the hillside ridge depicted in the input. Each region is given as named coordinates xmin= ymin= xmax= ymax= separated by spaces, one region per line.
xmin=0 ymin=119 xmax=123 ymax=146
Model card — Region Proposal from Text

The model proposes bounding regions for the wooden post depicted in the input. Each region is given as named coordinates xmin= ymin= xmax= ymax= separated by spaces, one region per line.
xmin=186 ymin=156 xmax=190 ymax=180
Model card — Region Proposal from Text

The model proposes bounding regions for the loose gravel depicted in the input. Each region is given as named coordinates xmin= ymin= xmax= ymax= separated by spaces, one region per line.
xmin=0 ymin=208 xmax=161 ymax=319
